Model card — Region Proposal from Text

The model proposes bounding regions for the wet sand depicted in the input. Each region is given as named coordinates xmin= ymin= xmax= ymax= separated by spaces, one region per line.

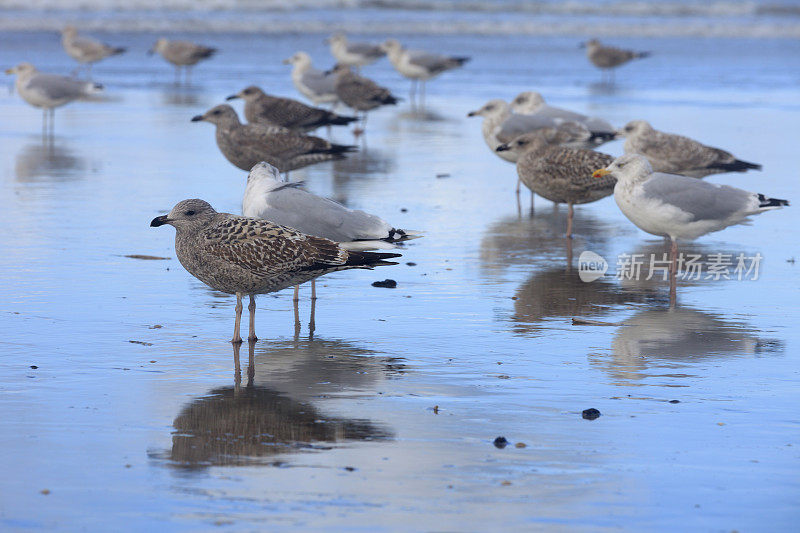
xmin=1 ymin=32 xmax=799 ymax=530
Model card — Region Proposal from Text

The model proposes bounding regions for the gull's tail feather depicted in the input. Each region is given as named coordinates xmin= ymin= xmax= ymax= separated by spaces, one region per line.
xmin=111 ymin=47 xmax=126 ymax=56
xmin=329 ymin=114 xmax=358 ymax=126
xmin=588 ymin=131 xmax=618 ymax=144
xmin=346 ymin=250 xmax=401 ymax=268
xmin=757 ymin=194 xmax=789 ymax=209
xmin=635 ymin=51 xmax=651 ymax=59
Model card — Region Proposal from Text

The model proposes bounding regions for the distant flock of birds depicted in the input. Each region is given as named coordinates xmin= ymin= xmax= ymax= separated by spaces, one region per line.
xmin=5 ymin=28 xmax=788 ymax=341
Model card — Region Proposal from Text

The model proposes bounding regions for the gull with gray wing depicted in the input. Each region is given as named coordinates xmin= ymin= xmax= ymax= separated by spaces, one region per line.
xmin=5 ymin=62 xmax=103 ymax=133
xmin=151 ymin=199 xmax=400 ymax=343
xmin=593 ymin=154 xmax=787 ymax=303
xmin=381 ymin=39 xmax=469 ymax=103
xmin=191 ymin=104 xmax=356 ymax=175
xmin=510 ymin=91 xmax=617 ymax=145
xmin=283 ymin=52 xmax=339 ymax=106
xmin=327 ymin=33 xmax=385 ymax=71
xmin=243 ymin=162 xmax=420 ymax=302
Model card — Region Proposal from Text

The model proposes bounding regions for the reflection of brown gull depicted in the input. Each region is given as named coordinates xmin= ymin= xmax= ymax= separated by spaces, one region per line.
xmin=167 ymin=341 xmax=394 ymax=467
xmin=15 ymin=141 xmax=88 ymax=182
xmin=595 ymin=307 xmax=782 ymax=384
xmin=251 ymin=336 xmax=406 ymax=400
xmin=479 ymin=212 xmax=623 ymax=273
xmin=511 ymin=268 xmax=656 ymax=335
xmin=170 ymin=386 xmax=391 ymax=467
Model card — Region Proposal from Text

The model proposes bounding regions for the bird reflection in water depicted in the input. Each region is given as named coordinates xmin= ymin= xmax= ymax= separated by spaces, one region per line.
xmin=164 ymin=340 xmax=396 ymax=468
xmin=15 ymin=139 xmax=89 ymax=182
xmin=591 ymin=306 xmax=783 ymax=385
xmin=510 ymin=267 xmax=658 ymax=335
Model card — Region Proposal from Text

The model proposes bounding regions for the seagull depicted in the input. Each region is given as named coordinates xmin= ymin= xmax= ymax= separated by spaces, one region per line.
xmin=191 ymin=104 xmax=356 ymax=176
xmin=380 ymin=39 xmax=469 ymax=104
xmin=150 ymin=199 xmax=400 ymax=343
xmin=329 ymin=64 xmax=399 ymax=134
xmin=243 ymin=162 xmax=420 ymax=301
xmin=61 ymin=26 xmax=125 ymax=77
xmin=467 ymin=99 xmax=605 ymax=164
xmin=226 ymin=86 xmax=357 ymax=132
xmin=5 ymin=62 xmax=102 ymax=134
xmin=497 ymin=132 xmax=615 ymax=236
xmin=580 ymin=39 xmax=650 ymax=82
xmin=326 ymin=33 xmax=385 ymax=72
xmin=510 ymin=91 xmax=617 ymax=145
xmin=593 ymin=154 xmax=787 ymax=303
xmin=148 ymin=38 xmax=216 ymax=84
xmin=619 ymin=120 xmax=762 ymax=178
xmin=283 ymin=51 xmax=339 ymax=106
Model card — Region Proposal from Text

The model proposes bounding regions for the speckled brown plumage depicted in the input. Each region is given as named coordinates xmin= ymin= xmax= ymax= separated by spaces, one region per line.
xmin=331 ymin=65 xmax=399 ymax=112
xmin=192 ymin=104 xmax=355 ymax=172
xmin=229 ymin=86 xmax=356 ymax=132
xmin=151 ymin=199 xmax=400 ymax=341
xmin=621 ymin=120 xmax=761 ymax=178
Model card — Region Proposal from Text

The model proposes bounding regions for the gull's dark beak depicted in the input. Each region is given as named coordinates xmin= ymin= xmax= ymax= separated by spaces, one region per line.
xmin=495 ymin=144 xmax=510 ymax=152
xmin=467 ymin=111 xmax=477 ymax=117
xmin=150 ymin=215 xmax=169 ymax=227
xmin=225 ymin=94 xmax=239 ymax=101
xmin=190 ymin=115 xmax=204 ymax=122
xmin=578 ymin=42 xmax=586 ymax=49
xmin=147 ymin=48 xmax=155 ymax=56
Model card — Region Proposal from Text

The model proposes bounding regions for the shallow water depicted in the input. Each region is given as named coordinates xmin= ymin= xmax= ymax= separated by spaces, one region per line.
xmin=1 ymin=31 xmax=799 ymax=530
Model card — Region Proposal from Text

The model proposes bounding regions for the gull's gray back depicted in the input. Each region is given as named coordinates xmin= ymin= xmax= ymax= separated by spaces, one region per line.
xmin=641 ymin=173 xmax=751 ymax=222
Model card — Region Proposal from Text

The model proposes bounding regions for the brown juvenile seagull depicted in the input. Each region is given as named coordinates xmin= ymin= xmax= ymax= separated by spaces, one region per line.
xmin=151 ymin=199 xmax=400 ymax=343
xmin=496 ymin=132 xmax=615 ymax=238
xmin=226 ymin=86 xmax=357 ymax=132
xmin=580 ymin=39 xmax=650 ymax=82
xmin=191 ymin=104 xmax=356 ymax=175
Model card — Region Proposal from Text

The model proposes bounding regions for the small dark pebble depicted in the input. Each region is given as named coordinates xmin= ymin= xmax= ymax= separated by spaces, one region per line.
xmin=372 ymin=279 xmax=397 ymax=288
xmin=406 ymin=262 xmax=417 ymax=266
xmin=493 ymin=436 xmax=508 ymax=449
xmin=344 ymin=466 xmax=356 ymax=472
xmin=669 ymin=400 xmax=680 ymax=404
xmin=129 ymin=340 xmax=153 ymax=346
xmin=400 ymin=208 xmax=408 ymax=212
xmin=436 ymin=173 xmax=450 ymax=178
xmin=30 ymin=365 xmax=38 ymax=369
xmin=582 ymin=408 xmax=601 ymax=420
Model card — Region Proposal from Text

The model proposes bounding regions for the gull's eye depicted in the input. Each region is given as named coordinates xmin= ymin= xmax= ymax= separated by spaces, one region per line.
xmin=212 ymin=110 xmax=221 ymax=115
xmin=185 ymin=210 xmax=196 ymax=216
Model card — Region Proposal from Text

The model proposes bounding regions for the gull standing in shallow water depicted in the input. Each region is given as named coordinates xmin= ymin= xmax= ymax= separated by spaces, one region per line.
xmin=191 ymin=104 xmax=356 ymax=176
xmin=150 ymin=199 xmax=400 ymax=343
xmin=380 ymin=39 xmax=469 ymax=105
xmin=581 ymin=39 xmax=650 ymax=83
xmin=61 ymin=26 xmax=125 ymax=77
xmin=226 ymin=86 xmax=356 ymax=132
xmin=148 ymin=38 xmax=216 ymax=84
xmin=510 ymin=91 xmax=617 ymax=145
xmin=283 ymin=52 xmax=339 ymax=106
xmin=619 ymin=120 xmax=762 ymax=178
xmin=497 ymin=132 xmax=615 ymax=236
xmin=242 ymin=162 xmax=420 ymax=303
xmin=327 ymin=33 xmax=385 ymax=72
xmin=468 ymin=99 xmax=608 ymax=164
xmin=5 ymin=62 xmax=103 ymax=134
xmin=593 ymin=154 xmax=787 ymax=304
xmin=330 ymin=65 xmax=399 ymax=134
